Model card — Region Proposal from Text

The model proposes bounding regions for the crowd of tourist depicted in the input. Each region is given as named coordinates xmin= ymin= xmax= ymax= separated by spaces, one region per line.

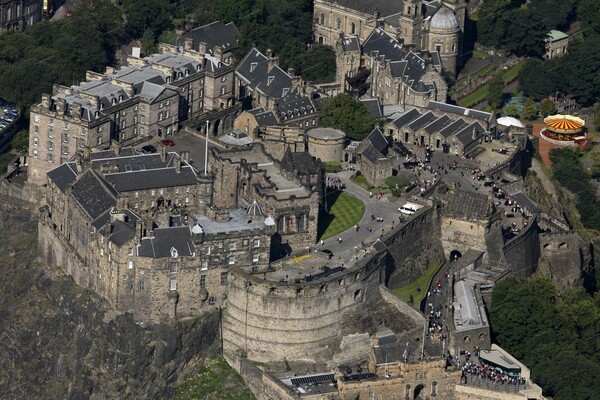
xmin=461 ymin=361 xmax=527 ymax=387
xmin=326 ymin=176 xmax=346 ymax=190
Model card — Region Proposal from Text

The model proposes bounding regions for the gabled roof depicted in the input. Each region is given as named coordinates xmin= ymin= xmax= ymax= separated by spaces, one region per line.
xmin=363 ymin=28 xmax=404 ymax=62
xmin=181 ymin=21 xmax=239 ymax=53
xmin=438 ymin=118 xmax=466 ymax=138
xmin=446 ymin=189 xmax=489 ymax=219
xmin=47 ymin=162 xmax=78 ymax=193
xmin=138 ymin=226 xmax=195 ymax=259
xmin=408 ymin=111 xmax=436 ymax=131
xmin=424 ymin=115 xmax=451 ymax=134
xmin=366 ymin=128 xmax=389 ymax=155
xmin=104 ymin=166 xmax=197 ymax=192
xmin=454 ymin=121 xmax=485 ymax=146
xmin=70 ymin=170 xmax=117 ymax=221
xmin=391 ymin=108 xmax=421 ymax=128
xmin=341 ymin=35 xmax=361 ymax=52
xmin=360 ymin=98 xmax=383 ymax=118
xmin=361 ymin=142 xmax=387 ymax=163
xmin=235 ymin=48 xmax=292 ymax=100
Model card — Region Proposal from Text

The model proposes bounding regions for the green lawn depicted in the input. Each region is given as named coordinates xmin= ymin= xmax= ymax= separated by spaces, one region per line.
xmin=175 ymin=358 xmax=255 ymax=400
xmin=318 ymin=191 xmax=365 ymax=240
xmin=471 ymin=64 xmax=493 ymax=80
xmin=352 ymin=174 xmax=370 ymax=190
xmin=458 ymin=62 xmax=525 ymax=108
xmin=472 ymin=49 xmax=490 ymax=60
xmin=391 ymin=261 xmax=440 ymax=309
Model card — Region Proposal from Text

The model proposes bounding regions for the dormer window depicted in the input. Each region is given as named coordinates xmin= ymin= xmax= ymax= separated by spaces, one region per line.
xmin=185 ymin=69 xmax=189 ymax=76
xmin=166 ymin=77 xmax=171 ymax=83
xmin=250 ymin=62 xmax=257 ymax=72
xmin=178 ymin=72 xmax=183 ymax=78
xmin=282 ymin=88 xmax=289 ymax=97
xmin=111 ymin=98 xmax=116 ymax=105
xmin=119 ymin=95 xmax=124 ymax=102
xmin=196 ymin=65 xmax=201 ymax=71
xmin=267 ymin=76 xmax=274 ymax=86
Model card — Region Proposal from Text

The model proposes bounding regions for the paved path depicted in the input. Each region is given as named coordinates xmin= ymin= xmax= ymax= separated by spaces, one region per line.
xmin=319 ymin=170 xmax=402 ymax=263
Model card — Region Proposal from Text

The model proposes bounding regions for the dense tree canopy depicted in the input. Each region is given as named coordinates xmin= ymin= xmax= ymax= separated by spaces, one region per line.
xmin=0 ymin=0 xmax=124 ymax=107
xmin=122 ymin=0 xmax=173 ymax=40
xmin=320 ymin=94 xmax=376 ymax=140
xmin=490 ymin=277 xmax=600 ymax=400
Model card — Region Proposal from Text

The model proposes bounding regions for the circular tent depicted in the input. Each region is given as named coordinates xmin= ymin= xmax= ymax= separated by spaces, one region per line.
xmin=540 ymin=114 xmax=586 ymax=145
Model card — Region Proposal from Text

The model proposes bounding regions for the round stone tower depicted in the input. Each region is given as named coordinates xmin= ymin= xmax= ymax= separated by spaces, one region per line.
xmin=428 ymin=7 xmax=460 ymax=75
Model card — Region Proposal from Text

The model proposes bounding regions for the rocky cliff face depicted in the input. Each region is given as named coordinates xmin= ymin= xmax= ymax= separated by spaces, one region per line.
xmin=0 ymin=201 xmax=220 ymax=399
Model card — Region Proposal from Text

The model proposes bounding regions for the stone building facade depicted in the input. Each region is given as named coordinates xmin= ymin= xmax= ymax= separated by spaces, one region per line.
xmin=315 ymin=0 xmax=466 ymax=75
xmin=28 ymin=35 xmax=238 ymax=186
xmin=0 ymin=0 xmax=43 ymax=32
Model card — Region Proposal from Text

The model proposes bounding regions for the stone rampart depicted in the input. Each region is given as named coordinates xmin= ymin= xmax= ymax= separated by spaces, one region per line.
xmin=223 ymin=249 xmax=386 ymax=365
xmin=503 ymin=217 xmax=540 ymax=279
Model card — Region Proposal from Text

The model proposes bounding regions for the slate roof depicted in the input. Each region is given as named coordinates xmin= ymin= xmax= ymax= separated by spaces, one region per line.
xmin=439 ymin=118 xmax=467 ymax=138
xmin=391 ymin=108 xmax=421 ymax=128
xmin=70 ymin=170 xmax=117 ymax=221
xmin=255 ymin=110 xmax=279 ymax=126
xmin=361 ymin=142 xmax=386 ymax=163
xmin=181 ymin=21 xmax=239 ymax=53
xmin=218 ymin=130 xmax=254 ymax=146
xmin=408 ymin=111 xmax=436 ymax=131
xmin=236 ymin=48 xmax=292 ymax=100
xmin=446 ymin=189 xmax=489 ymax=219
xmin=138 ymin=226 xmax=195 ymax=259
xmin=103 ymin=218 xmax=138 ymax=246
xmin=427 ymin=101 xmax=492 ymax=122
xmin=104 ymin=166 xmax=198 ymax=192
xmin=366 ymin=128 xmax=389 ymax=155
xmin=320 ymin=0 xmax=402 ymax=18
xmin=277 ymin=93 xmax=316 ymax=121
xmin=454 ymin=122 xmax=484 ymax=146
xmin=341 ymin=36 xmax=361 ymax=52
xmin=424 ymin=115 xmax=451 ymax=134
xmin=47 ymin=162 xmax=78 ymax=193
xmin=91 ymin=151 xmax=176 ymax=172
xmin=363 ymin=28 xmax=404 ymax=62
xmin=361 ymin=98 xmax=383 ymax=118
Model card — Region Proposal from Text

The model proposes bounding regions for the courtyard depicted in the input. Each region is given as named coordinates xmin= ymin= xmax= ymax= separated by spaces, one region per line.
xmin=318 ymin=190 xmax=365 ymax=241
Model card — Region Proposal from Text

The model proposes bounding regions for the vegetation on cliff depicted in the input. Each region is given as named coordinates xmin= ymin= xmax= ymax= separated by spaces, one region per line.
xmin=489 ymin=277 xmax=600 ymax=400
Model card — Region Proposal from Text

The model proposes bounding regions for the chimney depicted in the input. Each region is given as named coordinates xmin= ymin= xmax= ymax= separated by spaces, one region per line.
xmin=175 ymin=155 xmax=182 ymax=173
xmin=198 ymin=41 xmax=208 ymax=55
xmin=287 ymin=67 xmax=295 ymax=77
xmin=266 ymin=49 xmax=278 ymax=71
xmin=105 ymin=66 xmax=115 ymax=75
xmin=184 ymin=37 xmax=193 ymax=51
xmin=181 ymin=150 xmax=190 ymax=163
xmin=83 ymin=145 xmax=91 ymax=160
xmin=160 ymin=144 xmax=166 ymax=162
xmin=112 ymin=140 xmax=121 ymax=155
xmin=374 ymin=9 xmax=380 ymax=20
xmin=213 ymin=45 xmax=223 ymax=61
xmin=472 ymin=127 xmax=477 ymax=140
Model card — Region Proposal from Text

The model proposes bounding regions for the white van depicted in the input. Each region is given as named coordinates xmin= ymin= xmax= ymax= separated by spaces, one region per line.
xmin=398 ymin=202 xmax=423 ymax=215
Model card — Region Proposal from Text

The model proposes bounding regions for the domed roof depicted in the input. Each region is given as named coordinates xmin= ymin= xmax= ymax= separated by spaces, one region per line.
xmin=264 ymin=216 xmax=275 ymax=226
xmin=430 ymin=7 xmax=459 ymax=30
xmin=191 ymin=223 xmax=203 ymax=234
xmin=497 ymin=116 xmax=525 ymax=128
xmin=246 ymin=200 xmax=263 ymax=216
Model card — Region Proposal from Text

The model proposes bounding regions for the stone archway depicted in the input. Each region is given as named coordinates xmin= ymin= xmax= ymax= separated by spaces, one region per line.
xmin=450 ymin=250 xmax=462 ymax=262
xmin=413 ymin=384 xmax=426 ymax=399
xmin=213 ymin=119 xmax=221 ymax=136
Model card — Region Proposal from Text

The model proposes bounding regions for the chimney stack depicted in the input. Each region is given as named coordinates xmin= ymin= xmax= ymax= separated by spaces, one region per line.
xmin=266 ymin=49 xmax=278 ymax=71
xmin=198 ymin=41 xmax=207 ymax=55
xmin=184 ymin=37 xmax=193 ymax=51
xmin=472 ymin=127 xmax=477 ymax=140
xmin=175 ymin=155 xmax=182 ymax=173
xmin=160 ymin=144 xmax=166 ymax=162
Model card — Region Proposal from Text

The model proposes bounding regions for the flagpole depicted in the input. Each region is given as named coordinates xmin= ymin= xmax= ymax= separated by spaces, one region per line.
xmin=204 ymin=120 xmax=209 ymax=174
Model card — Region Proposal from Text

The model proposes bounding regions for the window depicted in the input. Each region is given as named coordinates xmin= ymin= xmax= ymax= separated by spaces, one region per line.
xmin=97 ymin=136 xmax=102 ymax=146
xmin=297 ymin=214 xmax=305 ymax=231
xmin=169 ymin=278 xmax=177 ymax=291
xmin=208 ymin=296 xmax=215 ymax=305
xmin=127 ymin=261 xmax=133 ymax=270
xmin=34 ymin=126 xmax=39 ymax=133
xmin=229 ymin=242 xmax=237 ymax=251
xmin=200 ymin=274 xmax=206 ymax=288
xmin=139 ymin=280 xmax=145 ymax=291
xmin=221 ymin=76 xmax=226 ymax=82
xmin=166 ymin=100 xmax=170 ymax=106
xmin=201 ymin=260 xmax=208 ymax=271
xmin=170 ymin=262 xmax=178 ymax=274
xmin=34 ymin=115 xmax=40 ymax=123
xmin=351 ymin=22 xmax=356 ymax=34
xmin=33 ymin=138 xmax=39 ymax=146
xmin=159 ymin=102 xmax=164 ymax=109
xmin=243 ymin=239 xmax=249 ymax=247
xmin=253 ymin=239 xmax=260 ymax=248
xmin=228 ymin=255 xmax=235 ymax=265
xmin=140 ymin=116 xmax=145 ymax=124
xmin=121 ymin=111 xmax=126 ymax=116
xmin=47 ymin=153 xmax=54 ymax=163
xmin=33 ymin=150 xmax=38 ymax=158
xmin=336 ymin=18 xmax=341 ymax=29
xmin=319 ymin=12 xmax=324 ymax=25
xmin=253 ymin=254 xmax=260 ymax=263
xmin=220 ymin=272 xmax=228 ymax=285
xmin=220 ymin=87 xmax=226 ymax=95
xmin=123 ymin=274 xmax=127 ymax=282
xmin=128 ymin=248 xmax=134 ymax=256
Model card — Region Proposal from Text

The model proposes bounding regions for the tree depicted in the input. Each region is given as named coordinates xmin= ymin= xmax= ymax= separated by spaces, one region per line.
xmin=123 ymin=0 xmax=173 ymax=39
xmin=503 ymin=9 xmax=547 ymax=58
xmin=11 ymin=130 xmax=28 ymax=154
xmin=504 ymin=104 xmax=520 ymax=118
xmin=487 ymin=74 xmax=504 ymax=110
xmin=578 ymin=0 xmax=600 ymax=37
xmin=594 ymin=101 xmax=600 ymax=132
xmin=540 ymin=99 xmax=557 ymax=117
xmin=522 ymin=97 xmax=538 ymax=121
xmin=320 ymin=93 xmax=376 ymax=140
xmin=299 ymin=45 xmax=336 ymax=82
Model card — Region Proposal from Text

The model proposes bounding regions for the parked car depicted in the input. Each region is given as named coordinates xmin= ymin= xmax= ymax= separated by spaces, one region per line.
xmin=160 ymin=139 xmax=175 ymax=147
xmin=137 ymin=144 xmax=157 ymax=154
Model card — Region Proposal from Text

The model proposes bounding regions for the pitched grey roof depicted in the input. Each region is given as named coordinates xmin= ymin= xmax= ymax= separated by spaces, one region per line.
xmin=360 ymin=98 xmax=383 ymax=118
xmin=361 ymin=142 xmax=386 ymax=163
xmin=276 ymin=93 xmax=316 ymax=121
xmin=255 ymin=110 xmax=279 ymax=126
xmin=181 ymin=21 xmax=239 ymax=53
xmin=424 ymin=115 xmax=451 ymax=134
xmin=138 ymin=226 xmax=195 ymax=259
xmin=408 ymin=111 xmax=436 ymax=131
xmin=104 ymin=166 xmax=197 ymax=192
xmin=91 ymin=151 xmax=176 ymax=172
xmin=71 ymin=170 xmax=117 ymax=221
xmin=454 ymin=122 xmax=485 ymax=146
xmin=427 ymin=101 xmax=492 ymax=122
xmin=218 ymin=130 xmax=253 ymax=146
xmin=47 ymin=162 xmax=78 ymax=193
xmin=446 ymin=189 xmax=489 ymax=219
xmin=363 ymin=28 xmax=404 ymax=62
xmin=439 ymin=118 xmax=467 ymax=138
xmin=402 ymin=52 xmax=427 ymax=91
xmin=391 ymin=108 xmax=421 ymax=128
xmin=366 ymin=128 xmax=389 ymax=154
xmin=236 ymin=48 xmax=292 ymax=100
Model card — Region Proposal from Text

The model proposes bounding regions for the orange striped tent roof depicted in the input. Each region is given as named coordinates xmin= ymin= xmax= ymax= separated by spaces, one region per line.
xmin=544 ymin=114 xmax=585 ymax=134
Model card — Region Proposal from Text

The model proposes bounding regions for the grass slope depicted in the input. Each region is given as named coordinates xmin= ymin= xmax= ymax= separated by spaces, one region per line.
xmin=175 ymin=358 xmax=255 ymax=400
xmin=392 ymin=261 xmax=440 ymax=309
xmin=318 ymin=191 xmax=365 ymax=241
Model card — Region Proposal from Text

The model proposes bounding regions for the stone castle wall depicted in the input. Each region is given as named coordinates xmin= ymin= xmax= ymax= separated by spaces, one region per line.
xmin=503 ymin=217 xmax=541 ymax=280
xmin=223 ymin=250 xmax=386 ymax=365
